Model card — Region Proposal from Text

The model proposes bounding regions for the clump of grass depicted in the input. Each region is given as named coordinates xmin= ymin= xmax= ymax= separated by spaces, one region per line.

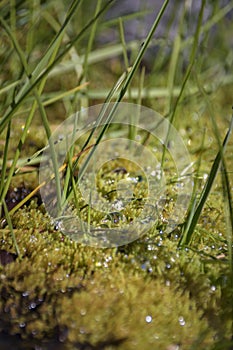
xmin=0 ymin=0 xmax=233 ymax=349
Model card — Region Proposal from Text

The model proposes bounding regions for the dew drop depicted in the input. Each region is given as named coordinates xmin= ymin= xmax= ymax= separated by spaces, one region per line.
xmin=29 ymin=302 xmax=36 ymax=310
xmin=210 ymin=285 xmax=216 ymax=292
xmin=79 ymin=327 xmax=86 ymax=334
xmin=145 ymin=315 xmax=152 ymax=323
xmin=80 ymin=309 xmax=86 ymax=316
xmin=178 ymin=316 xmax=185 ymax=326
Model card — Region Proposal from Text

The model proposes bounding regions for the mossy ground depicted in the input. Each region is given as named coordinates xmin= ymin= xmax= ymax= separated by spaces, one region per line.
xmin=0 ymin=201 xmax=230 ymax=350
xmin=0 ymin=114 xmax=232 ymax=349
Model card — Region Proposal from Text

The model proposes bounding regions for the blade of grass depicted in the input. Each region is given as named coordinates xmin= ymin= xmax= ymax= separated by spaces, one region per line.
xmin=2 ymin=198 xmax=21 ymax=259
xmin=221 ymin=160 xmax=233 ymax=271
xmin=166 ymin=4 xmax=185 ymax=114
xmin=2 ymin=0 xmax=82 ymax=104
xmin=119 ymin=17 xmax=129 ymax=70
xmin=220 ymin=122 xmax=233 ymax=346
xmin=0 ymin=0 xmax=115 ymax=134
xmin=58 ymin=0 xmax=170 ymax=213
xmin=182 ymin=1 xmax=233 ymax=51
xmin=77 ymin=0 xmax=170 ymax=183
xmin=0 ymin=122 xmax=11 ymax=216
xmin=161 ymin=0 xmax=205 ymax=168
xmin=179 ymin=114 xmax=233 ymax=246
xmin=8 ymin=144 xmax=95 ymax=216
xmin=194 ymin=62 xmax=233 ymax=268
xmin=117 ymin=0 xmax=170 ymax=100
xmin=84 ymin=75 xmax=233 ymax=99
xmin=48 ymin=41 xmax=139 ymax=78
xmin=71 ymin=69 xmax=130 ymax=175
xmin=0 ymin=80 xmax=22 ymax=97
xmin=61 ymin=114 xmax=79 ymax=206
xmin=169 ymin=0 xmax=205 ymax=125
xmin=0 ymin=16 xmax=64 ymax=211
xmin=82 ymin=0 xmax=102 ymax=79
xmin=180 ymin=129 xmax=206 ymax=245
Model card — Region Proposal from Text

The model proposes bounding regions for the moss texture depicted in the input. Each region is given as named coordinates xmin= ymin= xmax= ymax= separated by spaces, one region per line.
xmin=0 ymin=196 xmax=232 ymax=349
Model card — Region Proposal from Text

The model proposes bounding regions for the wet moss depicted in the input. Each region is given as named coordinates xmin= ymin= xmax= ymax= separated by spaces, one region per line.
xmin=0 ymin=106 xmax=232 ymax=347
xmin=0 ymin=199 xmax=232 ymax=349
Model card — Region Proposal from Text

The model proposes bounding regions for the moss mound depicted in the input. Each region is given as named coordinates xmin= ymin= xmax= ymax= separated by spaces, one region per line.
xmin=0 ymin=202 xmax=232 ymax=349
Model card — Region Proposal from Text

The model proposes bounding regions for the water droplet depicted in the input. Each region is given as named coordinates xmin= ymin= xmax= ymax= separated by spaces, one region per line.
xmin=166 ymin=344 xmax=180 ymax=350
xmin=145 ymin=315 xmax=152 ymax=323
xmin=29 ymin=235 xmax=38 ymax=243
xmin=29 ymin=302 xmax=36 ymax=310
xmin=79 ymin=327 xmax=86 ymax=334
xmin=112 ymin=200 xmax=124 ymax=211
xmin=80 ymin=309 xmax=86 ymax=316
xmin=178 ymin=316 xmax=185 ymax=326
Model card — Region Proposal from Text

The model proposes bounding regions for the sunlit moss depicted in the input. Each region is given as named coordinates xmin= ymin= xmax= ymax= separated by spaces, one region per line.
xmin=0 ymin=197 xmax=232 ymax=349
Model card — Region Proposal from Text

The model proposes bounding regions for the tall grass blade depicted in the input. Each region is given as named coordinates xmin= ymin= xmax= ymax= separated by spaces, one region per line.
xmin=0 ymin=15 xmax=64 ymax=211
xmin=179 ymin=114 xmax=233 ymax=246
xmin=77 ymin=0 xmax=170 ymax=183
xmin=2 ymin=199 xmax=21 ymax=259
xmin=0 ymin=0 xmax=114 ymax=133
xmin=161 ymin=0 xmax=205 ymax=169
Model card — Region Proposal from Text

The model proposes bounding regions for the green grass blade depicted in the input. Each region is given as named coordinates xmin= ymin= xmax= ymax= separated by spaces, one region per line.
xmin=0 ymin=0 xmax=114 ymax=134
xmin=71 ymin=69 xmax=129 ymax=180
xmin=0 ymin=122 xmax=11 ymax=215
xmin=82 ymin=0 xmax=102 ymax=79
xmin=119 ymin=17 xmax=129 ymax=70
xmin=60 ymin=0 xmax=170 ymax=209
xmin=169 ymin=0 xmax=205 ymax=125
xmin=118 ymin=0 xmax=170 ymax=100
xmin=0 ymin=14 xmax=64 ymax=211
xmin=79 ymin=0 xmax=170 ymax=177
xmin=2 ymin=198 xmax=21 ymax=259
xmin=179 ymin=114 xmax=233 ymax=246
xmin=221 ymin=153 xmax=233 ymax=272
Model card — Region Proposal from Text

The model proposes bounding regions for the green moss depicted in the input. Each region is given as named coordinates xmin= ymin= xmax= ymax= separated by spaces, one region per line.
xmin=0 ymin=201 xmax=231 ymax=349
xmin=0 ymin=108 xmax=232 ymax=348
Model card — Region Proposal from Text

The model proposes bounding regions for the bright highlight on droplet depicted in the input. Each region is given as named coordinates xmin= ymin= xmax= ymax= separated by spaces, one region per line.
xmin=145 ymin=315 xmax=152 ymax=323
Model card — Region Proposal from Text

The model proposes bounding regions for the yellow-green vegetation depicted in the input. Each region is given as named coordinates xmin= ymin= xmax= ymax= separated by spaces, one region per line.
xmin=0 ymin=0 xmax=233 ymax=349
xmin=0 ymin=201 xmax=229 ymax=349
